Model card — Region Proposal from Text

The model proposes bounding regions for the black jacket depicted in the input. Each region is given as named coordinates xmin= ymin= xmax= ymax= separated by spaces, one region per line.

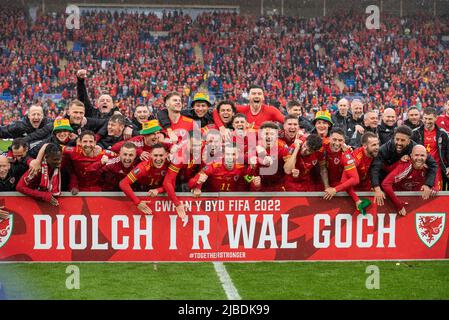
xmin=378 ymin=122 xmax=397 ymax=146
xmin=331 ymin=111 xmax=357 ymax=143
xmin=23 ymin=115 xmax=107 ymax=148
xmin=0 ymin=116 xmax=52 ymax=139
xmin=403 ymin=119 xmax=422 ymax=130
xmin=97 ymin=134 xmax=124 ymax=150
xmin=28 ymin=135 xmax=76 ymax=159
xmin=77 ymin=78 xmax=120 ymax=119
xmin=347 ymin=124 xmax=379 ymax=149
xmin=411 ymin=124 xmax=449 ymax=176
xmin=370 ymin=139 xmax=438 ymax=188
xmin=298 ymin=116 xmax=314 ymax=133
xmin=0 ymin=165 xmax=21 ymax=191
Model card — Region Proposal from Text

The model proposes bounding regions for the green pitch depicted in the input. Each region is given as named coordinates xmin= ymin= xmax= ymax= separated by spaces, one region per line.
xmin=0 ymin=261 xmax=448 ymax=300
xmin=0 ymin=139 xmax=12 ymax=152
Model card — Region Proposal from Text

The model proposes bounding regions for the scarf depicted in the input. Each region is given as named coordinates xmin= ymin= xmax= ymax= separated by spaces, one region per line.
xmin=39 ymin=160 xmax=61 ymax=196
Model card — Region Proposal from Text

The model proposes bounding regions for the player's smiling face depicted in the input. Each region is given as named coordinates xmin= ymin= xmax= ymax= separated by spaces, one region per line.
xmin=219 ymin=104 xmax=234 ymax=124
xmin=120 ymin=147 xmax=137 ymax=168
xmin=81 ymin=134 xmax=96 ymax=156
xmin=364 ymin=137 xmax=380 ymax=158
xmin=394 ymin=133 xmax=410 ymax=153
xmin=151 ymin=148 xmax=166 ymax=168
xmin=288 ymin=106 xmax=302 ymax=117
xmin=68 ymin=105 xmax=85 ymax=125
xmin=166 ymin=95 xmax=182 ymax=113
xmin=411 ymin=146 xmax=427 ymax=169
xmin=261 ymin=128 xmax=277 ymax=148
xmin=407 ymin=109 xmax=421 ymax=125
xmin=330 ymin=132 xmax=345 ymax=152
xmin=232 ymin=117 xmax=247 ymax=130
xmin=423 ymin=113 xmax=436 ymax=131
xmin=193 ymin=102 xmax=209 ymax=118
xmin=284 ymin=119 xmax=299 ymax=139
xmin=249 ymin=88 xmax=264 ymax=105
xmin=224 ymin=148 xmax=236 ymax=168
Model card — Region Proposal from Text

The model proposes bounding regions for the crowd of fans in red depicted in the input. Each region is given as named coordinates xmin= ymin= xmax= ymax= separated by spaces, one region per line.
xmin=1 ymin=8 xmax=448 ymax=125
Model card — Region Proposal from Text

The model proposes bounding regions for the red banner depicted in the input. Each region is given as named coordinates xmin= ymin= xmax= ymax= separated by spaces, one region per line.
xmin=0 ymin=192 xmax=448 ymax=261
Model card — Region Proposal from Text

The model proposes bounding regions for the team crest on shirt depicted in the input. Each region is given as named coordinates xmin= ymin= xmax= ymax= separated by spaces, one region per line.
xmin=234 ymin=175 xmax=240 ymax=181
xmin=312 ymin=160 xmax=318 ymax=166
xmin=0 ymin=214 xmax=13 ymax=249
xmin=160 ymin=170 xmax=166 ymax=176
xmin=334 ymin=158 xmax=340 ymax=165
xmin=415 ymin=213 xmax=446 ymax=248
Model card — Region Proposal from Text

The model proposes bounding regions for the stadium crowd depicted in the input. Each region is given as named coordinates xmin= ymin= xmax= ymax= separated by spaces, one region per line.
xmin=1 ymin=7 xmax=449 ymax=220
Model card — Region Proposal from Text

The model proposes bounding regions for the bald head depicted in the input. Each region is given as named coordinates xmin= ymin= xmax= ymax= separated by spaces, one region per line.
xmin=382 ymin=108 xmax=397 ymax=127
xmin=0 ymin=155 xmax=11 ymax=179
xmin=337 ymin=98 xmax=349 ymax=116
xmin=411 ymin=145 xmax=427 ymax=169
xmin=28 ymin=105 xmax=44 ymax=129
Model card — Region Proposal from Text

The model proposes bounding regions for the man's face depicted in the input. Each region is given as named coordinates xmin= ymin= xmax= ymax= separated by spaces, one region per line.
xmin=351 ymin=101 xmax=363 ymax=119
xmin=97 ymin=95 xmax=113 ymax=114
xmin=193 ymin=102 xmax=209 ymax=118
xmin=206 ymin=133 xmax=221 ymax=153
xmin=166 ymin=95 xmax=182 ymax=113
xmin=143 ymin=132 xmax=160 ymax=146
xmin=445 ymin=101 xmax=449 ymax=116
xmin=364 ymin=137 xmax=380 ymax=158
xmin=248 ymin=88 xmax=264 ymax=105
xmin=12 ymin=146 xmax=27 ymax=161
xmin=120 ymin=147 xmax=137 ymax=168
xmin=288 ymin=106 xmax=302 ymax=117
xmin=28 ymin=106 xmax=44 ymax=129
xmin=330 ymin=132 xmax=345 ymax=152
xmin=394 ymin=133 xmax=410 ymax=153
xmin=284 ymin=119 xmax=299 ymax=138
xmin=219 ymin=104 xmax=234 ymax=124
xmin=411 ymin=147 xmax=427 ymax=169
xmin=315 ymin=120 xmax=330 ymax=136
xmin=232 ymin=117 xmax=247 ymax=131
xmin=80 ymin=134 xmax=96 ymax=156
xmin=261 ymin=128 xmax=277 ymax=148
xmin=423 ymin=113 xmax=436 ymax=131
xmin=107 ymin=120 xmax=124 ymax=137
xmin=365 ymin=112 xmax=379 ymax=128
xmin=338 ymin=99 xmax=349 ymax=116
xmin=382 ymin=110 xmax=397 ymax=127
xmin=134 ymin=106 xmax=150 ymax=123
xmin=68 ymin=105 xmax=85 ymax=125
xmin=151 ymin=148 xmax=166 ymax=168
xmin=407 ymin=109 xmax=421 ymax=125
xmin=300 ymin=141 xmax=314 ymax=157
xmin=224 ymin=148 xmax=236 ymax=168
xmin=46 ymin=152 xmax=62 ymax=169
xmin=55 ymin=130 xmax=70 ymax=143
xmin=0 ymin=158 xmax=11 ymax=179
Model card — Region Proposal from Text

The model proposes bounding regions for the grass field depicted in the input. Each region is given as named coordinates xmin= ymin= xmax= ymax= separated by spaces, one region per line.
xmin=1 ymin=261 xmax=448 ymax=300
xmin=0 ymin=139 xmax=12 ymax=153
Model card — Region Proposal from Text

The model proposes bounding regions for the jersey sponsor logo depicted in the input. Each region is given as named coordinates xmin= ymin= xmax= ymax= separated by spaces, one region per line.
xmin=0 ymin=214 xmax=13 ymax=249
xmin=415 ymin=213 xmax=446 ymax=248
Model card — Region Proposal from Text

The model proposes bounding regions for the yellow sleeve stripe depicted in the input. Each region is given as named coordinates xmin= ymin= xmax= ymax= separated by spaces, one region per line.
xmin=127 ymin=173 xmax=137 ymax=183
xmin=344 ymin=164 xmax=356 ymax=171
xmin=169 ymin=164 xmax=180 ymax=173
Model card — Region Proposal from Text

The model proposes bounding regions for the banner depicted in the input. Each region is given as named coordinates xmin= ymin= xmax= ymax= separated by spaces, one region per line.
xmin=0 ymin=192 xmax=448 ymax=262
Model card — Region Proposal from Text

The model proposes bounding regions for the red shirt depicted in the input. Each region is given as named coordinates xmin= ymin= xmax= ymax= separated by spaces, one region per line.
xmin=213 ymin=104 xmax=284 ymax=129
xmin=16 ymin=168 xmax=56 ymax=202
xmin=423 ymin=128 xmax=441 ymax=164
xmin=110 ymin=136 xmax=172 ymax=157
xmin=188 ymin=162 xmax=252 ymax=192
xmin=252 ymin=140 xmax=291 ymax=191
xmin=63 ymin=146 xmax=116 ymax=191
xmin=86 ymin=156 xmax=137 ymax=191
xmin=284 ymin=150 xmax=322 ymax=192
xmin=119 ymin=160 xmax=168 ymax=205
xmin=436 ymin=114 xmax=449 ymax=133
xmin=167 ymin=115 xmax=195 ymax=141
xmin=323 ymin=144 xmax=359 ymax=192
xmin=381 ymin=161 xmax=438 ymax=209
xmin=352 ymin=147 xmax=374 ymax=191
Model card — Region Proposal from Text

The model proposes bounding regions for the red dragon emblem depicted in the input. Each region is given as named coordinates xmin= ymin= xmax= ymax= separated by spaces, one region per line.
xmin=416 ymin=214 xmax=445 ymax=248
